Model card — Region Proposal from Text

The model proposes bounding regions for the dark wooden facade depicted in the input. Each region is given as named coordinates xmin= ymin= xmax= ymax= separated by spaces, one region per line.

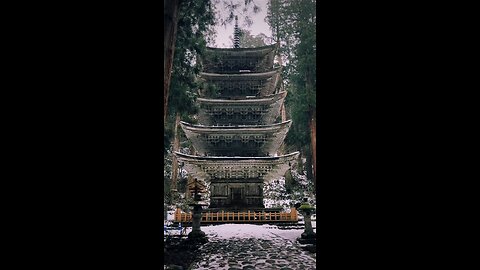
xmin=209 ymin=179 xmax=264 ymax=209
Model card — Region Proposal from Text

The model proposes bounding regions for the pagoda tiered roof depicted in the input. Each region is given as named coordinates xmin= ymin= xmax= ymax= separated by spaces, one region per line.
xmin=201 ymin=43 xmax=278 ymax=73
xmin=180 ymin=120 xmax=292 ymax=157
xmin=196 ymin=91 xmax=287 ymax=125
xmin=173 ymin=151 xmax=299 ymax=183
xmin=199 ymin=68 xmax=281 ymax=98
xmin=173 ymin=39 xmax=299 ymax=212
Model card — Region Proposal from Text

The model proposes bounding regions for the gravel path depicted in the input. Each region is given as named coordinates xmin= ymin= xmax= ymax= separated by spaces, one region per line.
xmin=187 ymin=225 xmax=316 ymax=270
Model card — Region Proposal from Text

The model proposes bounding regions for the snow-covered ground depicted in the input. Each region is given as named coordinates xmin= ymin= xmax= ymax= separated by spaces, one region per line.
xmin=164 ymin=221 xmax=316 ymax=243
xmin=202 ymin=223 xmax=315 ymax=241
xmin=185 ymin=223 xmax=317 ymax=270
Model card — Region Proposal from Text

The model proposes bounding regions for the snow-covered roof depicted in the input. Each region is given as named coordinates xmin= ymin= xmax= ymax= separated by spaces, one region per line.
xmin=200 ymin=67 xmax=281 ymax=79
xmin=205 ymin=43 xmax=278 ymax=53
xmin=173 ymin=151 xmax=299 ymax=183
xmin=197 ymin=91 xmax=286 ymax=104
xmin=201 ymin=43 xmax=278 ymax=74
xmin=196 ymin=91 xmax=287 ymax=126
xmin=180 ymin=120 xmax=292 ymax=157
xmin=199 ymin=68 xmax=281 ymax=98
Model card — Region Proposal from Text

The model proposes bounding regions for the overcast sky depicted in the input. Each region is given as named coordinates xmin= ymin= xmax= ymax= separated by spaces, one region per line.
xmin=212 ymin=0 xmax=272 ymax=48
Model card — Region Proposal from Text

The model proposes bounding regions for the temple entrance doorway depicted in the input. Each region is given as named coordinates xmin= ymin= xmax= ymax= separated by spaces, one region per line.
xmin=230 ymin=187 xmax=243 ymax=206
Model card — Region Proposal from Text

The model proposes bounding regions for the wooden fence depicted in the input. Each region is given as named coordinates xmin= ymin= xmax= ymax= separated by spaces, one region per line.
xmin=174 ymin=208 xmax=298 ymax=223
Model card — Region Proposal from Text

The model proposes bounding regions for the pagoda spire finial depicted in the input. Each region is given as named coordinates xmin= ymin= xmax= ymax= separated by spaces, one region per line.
xmin=233 ymin=16 xmax=240 ymax=48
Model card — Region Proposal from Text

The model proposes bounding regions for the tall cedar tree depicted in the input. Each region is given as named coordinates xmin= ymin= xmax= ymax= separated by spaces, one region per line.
xmin=164 ymin=0 xmax=261 ymax=124
xmin=266 ymin=0 xmax=316 ymax=188
xmin=165 ymin=0 xmax=215 ymax=193
xmin=164 ymin=0 xmax=263 ymax=195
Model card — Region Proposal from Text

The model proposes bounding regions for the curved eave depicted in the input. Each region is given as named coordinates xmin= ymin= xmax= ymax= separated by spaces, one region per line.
xmin=201 ymin=44 xmax=278 ymax=73
xmin=196 ymin=92 xmax=286 ymax=125
xmin=200 ymin=67 xmax=282 ymax=80
xmin=180 ymin=121 xmax=292 ymax=156
xmin=175 ymin=151 xmax=298 ymax=161
xmin=205 ymin=43 xmax=278 ymax=54
xmin=180 ymin=120 xmax=291 ymax=133
xmin=197 ymin=91 xmax=287 ymax=105
xmin=173 ymin=151 xmax=299 ymax=183
xmin=199 ymin=68 xmax=282 ymax=98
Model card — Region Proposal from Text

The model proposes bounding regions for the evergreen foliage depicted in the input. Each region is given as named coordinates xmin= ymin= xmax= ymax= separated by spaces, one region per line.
xmin=164 ymin=0 xmax=317 ymax=208
xmin=164 ymin=1 xmax=216 ymax=204
xmin=266 ymin=0 xmax=316 ymax=181
xmin=228 ymin=29 xmax=269 ymax=48
xmin=263 ymin=168 xmax=316 ymax=211
xmin=164 ymin=0 xmax=216 ymax=154
xmin=167 ymin=0 xmax=216 ymax=118
xmin=215 ymin=0 xmax=262 ymax=27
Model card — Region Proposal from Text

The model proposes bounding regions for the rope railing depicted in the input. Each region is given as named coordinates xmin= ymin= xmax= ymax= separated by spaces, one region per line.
xmin=174 ymin=208 xmax=298 ymax=223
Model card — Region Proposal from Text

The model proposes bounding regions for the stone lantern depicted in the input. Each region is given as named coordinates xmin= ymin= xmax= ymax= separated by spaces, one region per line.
xmin=297 ymin=198 xmax=316 ymax=245
xmin=187 ymin=178 xmax=208 ymax=242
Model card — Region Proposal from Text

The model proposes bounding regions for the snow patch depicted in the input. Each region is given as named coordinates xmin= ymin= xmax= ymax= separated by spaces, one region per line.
xmin=200 ymin=223 xmax=316 ymax=243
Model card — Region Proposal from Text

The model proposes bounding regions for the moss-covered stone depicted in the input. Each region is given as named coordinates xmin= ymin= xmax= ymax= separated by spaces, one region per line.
xmin=298 ymin=204 xmax=315 ymax=211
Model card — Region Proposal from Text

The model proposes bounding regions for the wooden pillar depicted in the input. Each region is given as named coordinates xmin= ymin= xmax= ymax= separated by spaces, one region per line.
xmin=281 ymin=103 xmax=287 ymax=122
xmin=175 ymin=208 xmax=180 ymax=222
xmin=185 ymin=145 xmax=196 ymax=199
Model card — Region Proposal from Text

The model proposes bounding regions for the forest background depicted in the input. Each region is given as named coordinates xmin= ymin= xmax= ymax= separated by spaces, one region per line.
xmin=163 ymin=0 xmax=317 ymax=210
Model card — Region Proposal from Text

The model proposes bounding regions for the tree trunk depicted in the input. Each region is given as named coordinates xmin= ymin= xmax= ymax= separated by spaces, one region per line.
xmin=310 ymin=110 xmax=316 ymax=191
xmin=171 ymin=112 xmax=181 ymax=193
xmin=164 ymin=0 xmax=181 ymax=123
xmin=297 ymin=151 xmax=303 ymax=174
xmin=305 ymin=146 xmax=313 ymax=183
xmin=285 ymin=169 xmax=293 ymax=193
xmin=304 ymin=51 xmax=316 ymax=191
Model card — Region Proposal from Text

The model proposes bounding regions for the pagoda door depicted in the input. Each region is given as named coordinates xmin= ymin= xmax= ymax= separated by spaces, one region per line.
xmin=231 ymin=187 xmax=244 ymax=206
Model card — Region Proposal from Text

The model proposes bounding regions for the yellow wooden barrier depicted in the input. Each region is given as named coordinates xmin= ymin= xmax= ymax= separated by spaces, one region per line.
xmin=173 ymin=208 xmax=299 ymax=223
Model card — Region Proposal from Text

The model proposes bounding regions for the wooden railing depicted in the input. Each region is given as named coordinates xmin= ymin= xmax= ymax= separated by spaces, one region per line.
xmin=174 ymin=208 xmax=298 ymax=223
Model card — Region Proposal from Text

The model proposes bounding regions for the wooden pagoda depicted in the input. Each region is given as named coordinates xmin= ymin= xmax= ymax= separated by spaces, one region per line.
xmin=174 ymin=20 xmax=299 ymax=223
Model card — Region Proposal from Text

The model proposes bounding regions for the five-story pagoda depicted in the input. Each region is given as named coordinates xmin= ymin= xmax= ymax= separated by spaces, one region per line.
xmin=174 ymin=18 xmax=299 ymax=221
